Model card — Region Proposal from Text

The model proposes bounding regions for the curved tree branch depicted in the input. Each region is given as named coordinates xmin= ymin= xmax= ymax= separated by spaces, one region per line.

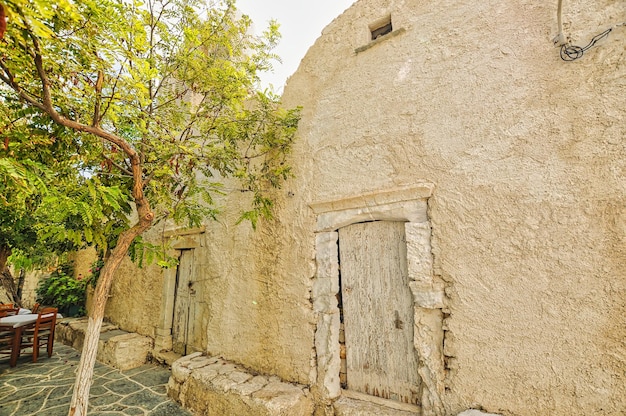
xmin=92 ymin=70 xmax=104 ymax=127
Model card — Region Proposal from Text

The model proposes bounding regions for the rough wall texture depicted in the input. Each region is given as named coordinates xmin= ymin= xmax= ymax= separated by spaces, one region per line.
xmin=69 ymin=246 xmax=97 ymax=280
xmin=278 ymin=0 xmax=625 ymax=415
xmin=195 ymin=196 xmax=318 ymax=385
xmin=104 ymin=228 xmax=163 ymax=339
xmin=19 ymin=270 xmax=48 ymax=308
xmin=104 ymin=0 xmax=625 ymax=415
xmin=105 ymin=195 xmax=318 ymax=386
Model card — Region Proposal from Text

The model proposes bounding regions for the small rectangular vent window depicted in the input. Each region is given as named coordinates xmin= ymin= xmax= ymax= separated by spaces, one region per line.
xmin=370 ymin=16 xmax=392 ymax=40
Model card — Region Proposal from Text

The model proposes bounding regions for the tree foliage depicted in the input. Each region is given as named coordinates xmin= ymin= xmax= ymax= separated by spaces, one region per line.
xmin=2 ymin=0 xmax=298 ymax=231
xmin=0 ymin=0 xmax=299 ymax=265
xmin=0 ymin=0 xmax=299 ymax=414
xmin=0 ymin=102 xmax=73 ymax=271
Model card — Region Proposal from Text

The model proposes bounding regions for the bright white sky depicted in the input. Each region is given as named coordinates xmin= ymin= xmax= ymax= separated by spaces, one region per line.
xmin=237 ymin=0 xmax=355 ymax=92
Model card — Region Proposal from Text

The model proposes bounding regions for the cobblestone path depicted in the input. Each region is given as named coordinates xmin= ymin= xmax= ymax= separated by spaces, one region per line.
xmin=0 ymin=344 xmax=192 ymax=416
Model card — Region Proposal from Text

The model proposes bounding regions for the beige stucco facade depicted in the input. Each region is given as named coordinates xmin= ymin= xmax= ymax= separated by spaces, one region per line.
xmin=104 ymin=1 xmax=625 ymax=415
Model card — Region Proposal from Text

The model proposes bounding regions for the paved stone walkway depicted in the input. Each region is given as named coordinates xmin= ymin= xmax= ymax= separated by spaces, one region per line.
xmin=0 ymin=344 xmax=192 ymax=416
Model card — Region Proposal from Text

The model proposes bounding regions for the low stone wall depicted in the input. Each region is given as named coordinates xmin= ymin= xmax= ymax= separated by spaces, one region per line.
xmin=55 ymin=317 xmax=154 ymax=371
xmin=168 ymin=352 xmax=315 ymax=416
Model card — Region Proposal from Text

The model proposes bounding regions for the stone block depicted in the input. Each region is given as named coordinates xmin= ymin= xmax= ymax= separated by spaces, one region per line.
xmin=314 ymin=312 xmax=341 ymax=399
xmin=188 ymin=356 xmax=213 ymax=370
xmin=152 ymin=349 xmax=182 ymax=367
xmin=178 ymin=351 xmax=204 ymax=363
xmin=168 ymin=354 xmax=314 ymax=416
xmin=409 ymin=281 xmax=445 ymax=309
xmin=171 ymin=361 xmax=193 ymax=383
xmin=56 ymin=317 xmax=152 ymax=371
xmin=98 ymin=332 xmax=153 ymax=371
xmin=231 ymin=375 xmax=269 ymax=396
xmin=405 ymin=222 xmax=434 ymax=282
xmin=212 ymin=374 xmax=239 ymax=392
xmin=229 ymin=370 xmax=253 ymax=384
xmin=167 ymin=377 xmax=181 ymax=400
xmin=55 ymin=317 xmax=118 ymax=351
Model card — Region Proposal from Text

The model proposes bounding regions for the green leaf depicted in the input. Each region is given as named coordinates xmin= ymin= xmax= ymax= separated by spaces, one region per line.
xmin=0 ymin=0 xmax=299 ymax=272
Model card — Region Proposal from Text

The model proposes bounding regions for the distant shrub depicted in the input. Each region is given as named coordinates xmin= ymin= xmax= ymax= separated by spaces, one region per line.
xmin=36 ymin=265 xmax=86 ymax=317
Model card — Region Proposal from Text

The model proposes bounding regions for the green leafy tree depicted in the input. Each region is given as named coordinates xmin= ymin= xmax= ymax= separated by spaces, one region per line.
xmin=0 ymin=106 xmax=48 ymax=272
xmin=0 ymin=96 xmax=110 ymax=300
xmin=0 ymin=1 xmax=299 ymax=414
xmin=0 ymin=103 xmax=66 ymax=296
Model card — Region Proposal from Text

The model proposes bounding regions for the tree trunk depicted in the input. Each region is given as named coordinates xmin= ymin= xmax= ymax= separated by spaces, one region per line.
xmin=68 ymin=205 xmax=154 ymax=416
xmin=1 ymin=18 xmax=158 ymax=414
xmin=0 ymin=4 xmax=6 ymax=41
xmin=0 ymin=245 xmax=11 ymax=273
xmin=16 ymin=268 xmax=25 ymax=303
xmin=0 ymin=269 xmax=18 ymax=305
xmin=0 ymin=245 xmax=18 ymax=305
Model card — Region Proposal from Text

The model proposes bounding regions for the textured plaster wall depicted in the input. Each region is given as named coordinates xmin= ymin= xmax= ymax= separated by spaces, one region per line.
xmin=277 ymin=0 xmax=626 ymax=415
xmin=104 ymin=259 xmax=161 ymax=338
xmin=103 ymin=0 xmax=624 ymax=414
xmin=17 ymin=270 xmax=48 ymax=308
xmin=104 ymin=190 xmax=318 ymax=385
xmin=194 ymin=191 xmax=319 ymax=385
xmin=104 ymin=227 xmax=163 ymax=338
xmin=69 ymin=246 xmax=97 ymax=280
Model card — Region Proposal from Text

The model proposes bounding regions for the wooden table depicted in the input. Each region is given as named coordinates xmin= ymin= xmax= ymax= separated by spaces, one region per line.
xmin=0 ymin=313 xmax=62 ymax=367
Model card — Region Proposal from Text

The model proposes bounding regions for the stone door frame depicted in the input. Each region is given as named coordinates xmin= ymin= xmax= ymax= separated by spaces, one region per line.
xmin=310 ymin=184 xmax=447 ymax=416
xmin=154 ymin=226 xmax=205 ymax=353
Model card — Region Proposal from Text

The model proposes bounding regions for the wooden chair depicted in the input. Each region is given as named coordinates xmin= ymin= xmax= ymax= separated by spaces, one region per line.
xmin=20 ymin=307 xmax=58 ymax=362
xmin=0 ymin=325 xmax=16 ymax=365
xmin=31 ymin=303 xmax=40 ymax=313
xmin=0 ymin=303 xmax=15 ymax=313
xmin=0 ymin=304 xmax=15 ymax=362
xmin=0 ymin=307 xmax=19 ymax=318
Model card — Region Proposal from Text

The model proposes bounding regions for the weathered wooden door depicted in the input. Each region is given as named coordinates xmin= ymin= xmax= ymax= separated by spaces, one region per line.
xmin=339 ymin=221 xmax=420 ymax=405
xmin=172 ymin=249 xmax=199 ymax=355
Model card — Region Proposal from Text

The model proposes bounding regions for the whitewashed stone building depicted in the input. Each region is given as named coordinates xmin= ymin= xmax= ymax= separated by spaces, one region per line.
xmin=102 ymin=1 xmax=626 ymax=415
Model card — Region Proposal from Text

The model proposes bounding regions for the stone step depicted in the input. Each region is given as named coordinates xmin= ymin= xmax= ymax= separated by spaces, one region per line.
xmin=55 ymin=317 xmax=153 ymax=370
xmin=153 ymin=349 xmax=183 ymax=367
xmin=168 ymin=353 xmax=314 ymax=416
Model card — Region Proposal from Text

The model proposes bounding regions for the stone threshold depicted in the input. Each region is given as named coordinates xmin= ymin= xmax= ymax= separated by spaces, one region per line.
xmin=335 ymin=390 xmax=420 ymax=415
xmin=168 ymin=352 xmax=314 ymax=416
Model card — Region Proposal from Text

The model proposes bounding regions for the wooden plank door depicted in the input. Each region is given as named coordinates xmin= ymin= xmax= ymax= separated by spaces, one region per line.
xmin=339 ymin=221 xmax=420 ymax=405
xmin=172 ymin=249 xmax=194 ymax=355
